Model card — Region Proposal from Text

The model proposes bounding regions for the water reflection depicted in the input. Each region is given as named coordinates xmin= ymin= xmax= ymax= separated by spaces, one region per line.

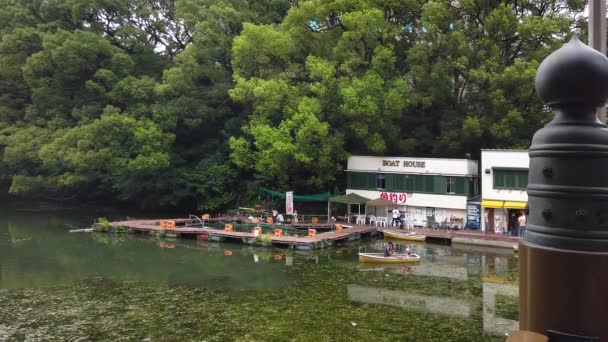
xmin=0 ymin=206 xmax=519 ymax=340
xmin=347 ymin=284 xmax=474 ymax=317
xmin=483 ymin=281 xmax=519 ymax=334
xmin=354 ymin=239 xmax=520 ymax=336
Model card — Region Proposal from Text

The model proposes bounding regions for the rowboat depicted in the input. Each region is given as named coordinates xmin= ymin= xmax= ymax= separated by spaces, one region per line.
xmin=382 ymin=230 xmax=426 ymax=242
xmin=359 ymin=252 xmax=421 ymax=263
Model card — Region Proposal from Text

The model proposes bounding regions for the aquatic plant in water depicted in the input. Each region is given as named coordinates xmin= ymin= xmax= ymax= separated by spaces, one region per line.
xmin=0 ymin=260 xmax=508 ymax=341
xmin=93 ymin=217 xmax=110 ymax=232
xmin=252 ymin=234 xmax=272 ymax=247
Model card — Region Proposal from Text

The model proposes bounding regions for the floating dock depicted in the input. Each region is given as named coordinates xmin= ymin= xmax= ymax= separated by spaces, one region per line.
xmin=105 ymin=218 xmax=378 ymax=250
xmin=102 ymin=218 xmax=520 ymax=251
xmin=380 ymin=228 xmax=520 ymax=249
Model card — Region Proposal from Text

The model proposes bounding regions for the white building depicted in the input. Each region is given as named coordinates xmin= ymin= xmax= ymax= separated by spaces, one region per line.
xmin=346 ymin=156 xmax=479 ymax=228
xmin=480 ymin=150 xmax=529 ymax=233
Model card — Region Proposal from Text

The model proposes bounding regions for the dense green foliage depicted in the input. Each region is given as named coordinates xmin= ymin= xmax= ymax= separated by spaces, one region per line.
xmin=0 ymin=0 xmax=587 ymax=209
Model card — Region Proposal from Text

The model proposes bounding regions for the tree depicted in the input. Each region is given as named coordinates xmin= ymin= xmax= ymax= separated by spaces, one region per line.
xmin=0 ymin=0 xmax=588 ymax=210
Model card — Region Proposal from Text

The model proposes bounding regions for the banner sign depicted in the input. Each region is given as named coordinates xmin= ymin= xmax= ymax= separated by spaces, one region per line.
xmin=380 ymin=192 xmax=407 ymax=204
xmin=286 ymin=191 xmax=294 ymax=215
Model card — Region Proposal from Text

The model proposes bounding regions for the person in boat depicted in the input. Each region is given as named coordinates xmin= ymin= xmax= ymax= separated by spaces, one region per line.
xmin=293 ymin=210 xmax=299 ymax=223
xmin=406 ymin=246 xmax=411 ymax=257
xmin=384 ymin=242 xmax=395 ymax=257
xmin=276 ymin=213 xmax=285 ymax=224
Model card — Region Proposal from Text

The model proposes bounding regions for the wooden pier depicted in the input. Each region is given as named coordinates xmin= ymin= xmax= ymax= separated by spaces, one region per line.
xmin=106 ymin=218 xmax=378 ymax=250
xmin=103 ymin=218 xmax=520 ymax=250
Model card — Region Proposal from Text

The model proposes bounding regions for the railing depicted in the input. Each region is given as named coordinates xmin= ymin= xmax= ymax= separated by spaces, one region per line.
xmin=187 ymin=214 xmax=205 ymax=227
xmin=300 ymin=214 xmax=329 ymax=223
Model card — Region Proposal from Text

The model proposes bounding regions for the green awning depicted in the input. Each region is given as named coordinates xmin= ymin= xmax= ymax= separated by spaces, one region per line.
xmin=261 ymin=188 xmax=331 ymax=202
xmin=328 ymin=193 xmax=370 ymax=205
xmin=366 ymin=198 xmax=396 ymax=207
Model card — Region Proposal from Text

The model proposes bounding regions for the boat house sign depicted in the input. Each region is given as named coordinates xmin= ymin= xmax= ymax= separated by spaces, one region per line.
xmin=382 ymin=160 xmax=426 ymax=168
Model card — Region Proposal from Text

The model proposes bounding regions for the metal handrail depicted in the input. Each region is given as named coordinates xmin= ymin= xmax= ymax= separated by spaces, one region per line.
xmin=188 ymin=214 xmax=204 ymax=227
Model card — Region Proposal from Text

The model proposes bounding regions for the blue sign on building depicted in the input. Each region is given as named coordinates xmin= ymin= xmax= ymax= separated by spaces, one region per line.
xmin=465 ymin=201 xmax=481 ymax=229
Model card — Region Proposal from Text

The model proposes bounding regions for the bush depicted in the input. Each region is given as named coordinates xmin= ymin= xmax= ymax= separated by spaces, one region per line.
xmin=94 ymin=217 xmax=110 ymax=232
xmin=252 ymin=234 xmax=273 ymax=247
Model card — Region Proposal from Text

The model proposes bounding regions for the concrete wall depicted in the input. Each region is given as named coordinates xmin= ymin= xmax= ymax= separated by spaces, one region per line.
xmin=345 ymin=189 xmax=467 ymax=228
xmin=480 ymin=150 xmax=529 ymax=232
xmin=346 ymin=189 xmax=468 ymax=210
xmin=481 ymin=150 xmax=529 ymax=202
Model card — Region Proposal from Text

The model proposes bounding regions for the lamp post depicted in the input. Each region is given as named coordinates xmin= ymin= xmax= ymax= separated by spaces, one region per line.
xmin=589 ymin=0 xmax=606 ymax=123
xmin=518 ymin=37 xmax=608 ymax=339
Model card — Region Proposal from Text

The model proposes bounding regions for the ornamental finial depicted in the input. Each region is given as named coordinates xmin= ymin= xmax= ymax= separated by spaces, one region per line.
xmin=535 ymin=36 xmax=608 ymax=111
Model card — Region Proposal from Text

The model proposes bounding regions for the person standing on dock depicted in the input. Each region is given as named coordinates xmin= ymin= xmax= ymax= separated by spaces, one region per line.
xmin=392 ymin=207 xmax=400 ymax=228
xmin=293 ymin=210 xmax=298 ymax=223
xmin=510 ymin=212 xmax=519 ymax=237
xmin=518 ymin=212 xmax=526 ymax=237
xmin=276 ymin=213 xmax=284 ymax=224
xmin=272 ymin=209 xmax=278 ymax=223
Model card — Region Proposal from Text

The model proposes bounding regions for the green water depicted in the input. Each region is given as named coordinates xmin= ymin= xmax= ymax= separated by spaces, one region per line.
xmin=0 ymin=205 xmax=519 ymax=341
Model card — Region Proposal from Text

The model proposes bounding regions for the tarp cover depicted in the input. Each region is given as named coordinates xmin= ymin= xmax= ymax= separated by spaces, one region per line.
xmin=328 ymin=193 xmax=370 ymax=204
xmin=366 ymin=198 xmax=397 ymax=207
xmin=262 ymin=188 xmax=331 ymax=202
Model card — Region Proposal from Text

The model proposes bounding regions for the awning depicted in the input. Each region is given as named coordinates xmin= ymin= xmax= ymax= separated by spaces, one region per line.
xmin=482 ymin=200 xmax=527 ymax=209
xmin=366 ymin=198 xmax=396 ymax=207
xmin=328 ymin=193 xmax=370 ymax=205
xmin=503 ymin=201 xmax=527 ymax=209
xmin=481 ymin=200 xmax=503 ymax=208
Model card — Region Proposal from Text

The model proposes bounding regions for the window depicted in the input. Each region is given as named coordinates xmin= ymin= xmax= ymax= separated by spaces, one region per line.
xmin=469 ymin=178 xmax=479 ymax=196
xmin=346 ymin=172 xmax=476 ymax=195
xmin=376 ymin=174 xmax=385 ymax=189
xmin=493 ymin=169 xmax=528 ymax=189
xmin=347 ymin=172 xmax=375 ymax=189
xmin=446 ymin=176 xmax=455 ymax=193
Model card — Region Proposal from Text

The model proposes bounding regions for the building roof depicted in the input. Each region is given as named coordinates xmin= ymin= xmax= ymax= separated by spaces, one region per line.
xmin=481 ymin=149 xmax=528 ymax=152
xmin=347 ymin=155 xmax=478 ymax=162
xmin=366 ymin=198 xmax=397 ymax=207
xmin=328 ymin=193 xmax=370 ymax=204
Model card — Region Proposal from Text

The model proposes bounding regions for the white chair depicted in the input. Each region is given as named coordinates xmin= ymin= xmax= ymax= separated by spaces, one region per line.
xmin=356 ymin=215 xmax=366 ymax=225
xmin=376 ymin=217 xmax=387 ymax=227
xmin=369 ymin=215 xmax=377 ymax=226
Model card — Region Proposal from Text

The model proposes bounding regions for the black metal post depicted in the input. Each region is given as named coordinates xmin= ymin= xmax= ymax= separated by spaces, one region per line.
xmin=519 ymin=37 xmax=608 ymax=340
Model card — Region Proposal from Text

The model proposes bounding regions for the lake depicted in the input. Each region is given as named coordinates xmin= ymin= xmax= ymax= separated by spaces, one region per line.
xmin=0 ymin=204 xmax=518 ymax=341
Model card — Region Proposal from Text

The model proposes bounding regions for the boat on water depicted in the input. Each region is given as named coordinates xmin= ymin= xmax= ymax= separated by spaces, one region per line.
xmin=382 ymin=230 xmax=426 ymax=242
xmin=359 ymin=252 xmax=421 ymax=263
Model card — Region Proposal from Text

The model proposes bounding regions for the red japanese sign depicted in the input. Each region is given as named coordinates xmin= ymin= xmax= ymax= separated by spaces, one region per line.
xmin=380 ymin=192 xmax=407 ymax=204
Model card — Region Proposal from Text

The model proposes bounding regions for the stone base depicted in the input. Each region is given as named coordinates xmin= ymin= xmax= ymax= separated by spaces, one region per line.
xmin=519 ymin=241 xmax=608 ymax=340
